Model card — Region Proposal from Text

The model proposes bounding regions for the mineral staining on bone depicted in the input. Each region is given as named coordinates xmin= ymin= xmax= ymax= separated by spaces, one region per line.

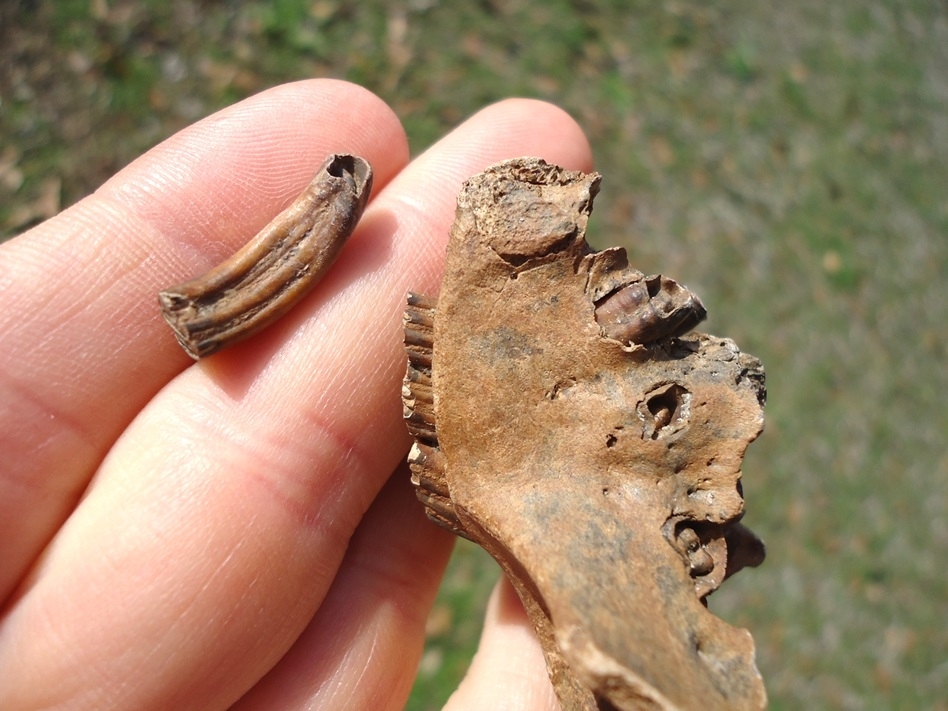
xmin=403 ymin=158 xmax=767 ymax=711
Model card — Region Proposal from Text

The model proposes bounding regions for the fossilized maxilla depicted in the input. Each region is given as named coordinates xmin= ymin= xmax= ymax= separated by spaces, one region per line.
xmin=402 ymin=158 xmax=768 ymax=710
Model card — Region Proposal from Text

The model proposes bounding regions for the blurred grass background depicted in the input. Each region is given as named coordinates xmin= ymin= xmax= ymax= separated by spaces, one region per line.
xmin=2 ymin=1 xmax=946 ymax=708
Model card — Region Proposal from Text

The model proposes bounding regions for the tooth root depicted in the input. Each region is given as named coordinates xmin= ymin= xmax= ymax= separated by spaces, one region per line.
xmin=688 ymin=548 xmax=715 ymax=577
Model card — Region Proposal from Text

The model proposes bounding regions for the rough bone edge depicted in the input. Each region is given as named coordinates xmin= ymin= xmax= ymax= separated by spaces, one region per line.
xmin=402 ymin=157 xmax=767 ymax=711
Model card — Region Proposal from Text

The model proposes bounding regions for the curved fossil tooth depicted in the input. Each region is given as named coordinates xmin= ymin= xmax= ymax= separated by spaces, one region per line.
xmin=159 ymin=154 xmax=373 ymax=359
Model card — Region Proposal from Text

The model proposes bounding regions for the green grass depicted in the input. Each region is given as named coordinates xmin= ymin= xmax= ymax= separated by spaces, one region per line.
xmin=2 ymin=0 xmax=946 ymax=708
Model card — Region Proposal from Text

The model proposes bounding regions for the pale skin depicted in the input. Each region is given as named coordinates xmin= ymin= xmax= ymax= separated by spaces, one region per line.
xmin=0 ymin=80 xmax=591 ymax=710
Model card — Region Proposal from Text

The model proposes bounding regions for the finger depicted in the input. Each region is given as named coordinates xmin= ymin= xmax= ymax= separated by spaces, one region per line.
xmin=0 ymin=78 xmax=409 ymax=601
xmin=231 ymin=466 xmax=454 ymax=711
xmin=444 ymin=578 xmax=562 ymax=711
xmin=0 ymin=98 xmax=592 ymax=710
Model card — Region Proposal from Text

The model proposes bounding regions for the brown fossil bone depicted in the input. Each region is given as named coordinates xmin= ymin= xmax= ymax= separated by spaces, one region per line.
xmin=403 ymin=158 xmax=767 ymax=710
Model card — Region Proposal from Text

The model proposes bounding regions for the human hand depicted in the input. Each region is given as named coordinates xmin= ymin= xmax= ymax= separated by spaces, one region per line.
xmin=0 ymin=79 xmax=590 ymax=710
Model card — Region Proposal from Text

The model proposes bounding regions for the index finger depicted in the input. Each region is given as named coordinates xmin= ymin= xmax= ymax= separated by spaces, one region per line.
xmin=0 ymin=79 xmax=409 ymax=601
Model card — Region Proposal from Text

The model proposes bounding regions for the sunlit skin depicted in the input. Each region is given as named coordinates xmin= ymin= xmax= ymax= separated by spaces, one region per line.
xmin=0 ymin=79 xmax=592 ymax=710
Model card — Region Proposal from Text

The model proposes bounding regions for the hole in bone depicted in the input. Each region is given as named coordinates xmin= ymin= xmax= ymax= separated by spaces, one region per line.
xmin=674 ymin=522 xmax=720 ymax=579
xmin=606 ymin=434 xmax=617 ymax=448
xmin=648 ymin=392 xmax=678 ymax=428
xmin=642 ymin=383 xmax=690 ymax=439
